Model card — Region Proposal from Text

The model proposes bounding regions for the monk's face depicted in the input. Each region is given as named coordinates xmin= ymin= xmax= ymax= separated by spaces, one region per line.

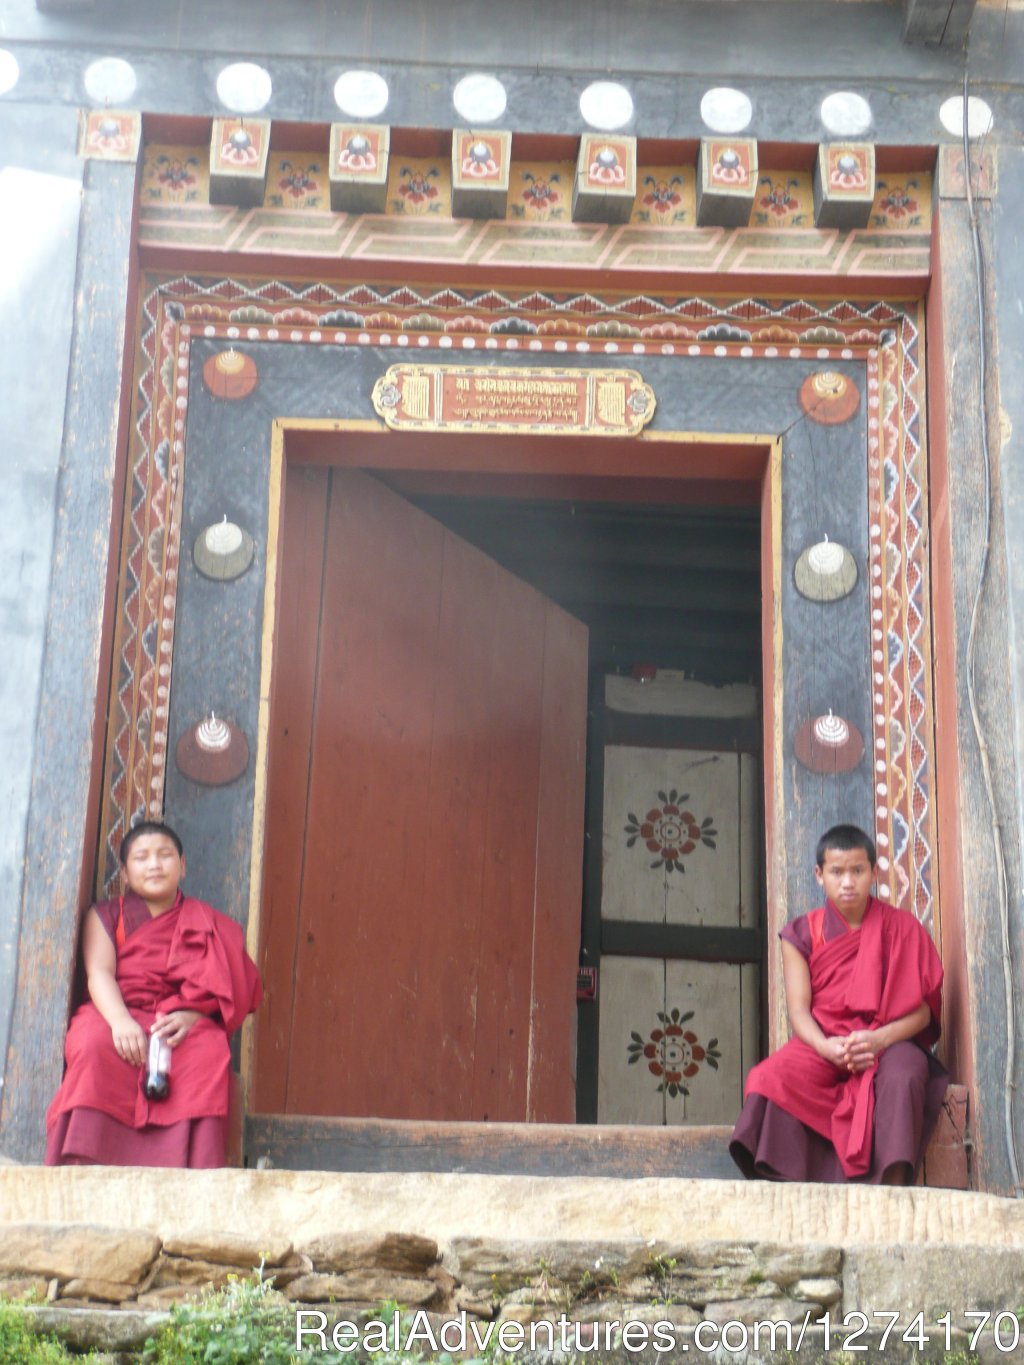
xmin=814 ymin=845 xmax=875 ymax=923
xmin=122 ymin=832 xmax=185 ymax=911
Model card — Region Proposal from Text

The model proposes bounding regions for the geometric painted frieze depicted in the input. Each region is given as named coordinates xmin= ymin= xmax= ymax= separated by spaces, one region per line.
xmin=572 ymin=134 xmax=637 ymax=224
xmin=813 ymin=143 xmax=876 ymax=229
xmin=451 ymin=129 xmax=511 ymax=220
xmin=329 ymin=123 xmax=391 ymax=214
xmin=798 ymin=371 xmax=860 ymax=425
xmin=193 ymin=518 xmax=255 ymax=582
xmin=696 ymin=138 xmax=758 ymax=226
xmin=209 ymin=118 xmax=271 ymax=207
xmin=202 ymin=349 xmax=259 ymax=400
xmin=794 ymin=538 xmax=858 ymax=603
xmin=794 ymin=711 xmax=865 ymax=774
xmin=79 ymin=109 xmax=141 ymax=162
xmin=175 ymin=713 xmax=249 ymax=785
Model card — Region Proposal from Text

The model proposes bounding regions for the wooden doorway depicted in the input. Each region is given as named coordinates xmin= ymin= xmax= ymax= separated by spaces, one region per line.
xmin=248 ymin=425 xmax=778 ymax=1156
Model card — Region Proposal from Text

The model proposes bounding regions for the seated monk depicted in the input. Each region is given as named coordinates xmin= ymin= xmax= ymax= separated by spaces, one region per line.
xmin=46 ymin=821 xmax=262 ymax=1168
xmin=730 ymin=823 xmax=947 ymax=1184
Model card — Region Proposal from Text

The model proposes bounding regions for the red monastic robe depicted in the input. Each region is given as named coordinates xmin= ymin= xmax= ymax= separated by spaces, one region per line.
xmin=743 ymin=897 xmax=943 ymax=1177
xmin=46 ymin=892 xmax=262 ymax=1164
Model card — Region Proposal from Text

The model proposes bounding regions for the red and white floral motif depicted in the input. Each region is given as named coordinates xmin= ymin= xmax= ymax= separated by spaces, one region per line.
xmin=589 ymin=147 xmax=626 ymax=185
xmin=461 ymin=140 xmax=500 ymax=179
xmin=338 ymin=148 xmax=377 ymax=172
xmin=221 ymin=139 xmax=259 ymax=167
xmin=624 ymin=789 xmax=717 ymax=874
xmin=628 ymin=1008 xmax=721 ymax=1098
xmin=641 ymin=176 xmax=684 ymax=216
xmin=830 ymin=154 xmax=868 ymax=190
xmin=711 ymin=149 xmax=747 ymax=185
xmin=88 ymin=116 xmax=132 ymax=153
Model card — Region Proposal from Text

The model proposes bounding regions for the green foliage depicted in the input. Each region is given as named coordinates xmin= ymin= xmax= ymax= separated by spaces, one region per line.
xmin=0 ymin=1300 xmax=92 ymax=1365
xmin=140 ymin=1276 xmax=321 ymax=1365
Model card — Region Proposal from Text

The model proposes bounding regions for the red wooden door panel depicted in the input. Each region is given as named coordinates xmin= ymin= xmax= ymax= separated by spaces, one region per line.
xmin=255 ymin=467 xmax=588 ymax=1122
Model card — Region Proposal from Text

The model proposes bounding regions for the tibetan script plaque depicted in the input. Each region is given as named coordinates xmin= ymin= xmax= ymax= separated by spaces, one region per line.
xmin=371 ymin=365 xmax=656 ymax=436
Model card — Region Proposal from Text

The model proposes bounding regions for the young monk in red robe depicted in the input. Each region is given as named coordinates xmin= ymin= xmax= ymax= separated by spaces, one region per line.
xmin=730 ymin=824 xmax=947 ymax=1184
xmin=46 ymin=822 xmax=262 ymax=1168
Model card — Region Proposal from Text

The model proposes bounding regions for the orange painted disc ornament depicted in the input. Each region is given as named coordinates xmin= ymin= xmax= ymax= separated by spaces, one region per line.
xmin=794 ymin=712 xmax=864 ymax=774
xmin=798 ymin=371 xmax=860 ymax=425
xmin=202 ymin=348 xmax=259 ymax=400
xmin=175 ymin=713 xmax=249 ymax=786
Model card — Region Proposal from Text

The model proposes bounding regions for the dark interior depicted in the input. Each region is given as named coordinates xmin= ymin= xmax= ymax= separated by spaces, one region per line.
xmin=394 ymin=491 xmax=763 ymax=684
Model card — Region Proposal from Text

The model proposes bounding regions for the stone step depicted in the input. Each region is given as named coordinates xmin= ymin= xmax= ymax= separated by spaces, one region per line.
xmin=4 ymin=1166 xmax=1021 ymax=1249
xmin=243 ymin=1115 xmax=739 ymax=1177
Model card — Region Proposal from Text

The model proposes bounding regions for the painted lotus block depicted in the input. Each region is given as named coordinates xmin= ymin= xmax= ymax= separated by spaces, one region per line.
xmin=81 ymin=109 xmax=141 ymax=162
xmin=578 ymin=134 xmax=636 ymax=195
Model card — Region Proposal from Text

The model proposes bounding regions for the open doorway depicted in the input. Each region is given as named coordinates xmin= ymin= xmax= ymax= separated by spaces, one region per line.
xmin=250 ymin=433 xmax=767 ymax=1137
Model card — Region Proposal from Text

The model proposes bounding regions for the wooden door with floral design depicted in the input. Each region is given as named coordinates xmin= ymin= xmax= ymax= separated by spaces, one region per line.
xmin=254 ymin=466 xmax=588 ymax=1121
xmin=591 ymin=675 xmax=761 ymax=1124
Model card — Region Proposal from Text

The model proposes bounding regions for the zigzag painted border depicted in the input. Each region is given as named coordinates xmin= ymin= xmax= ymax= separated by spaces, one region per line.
xmin=100 ymin=275 xmax=935 ymax=938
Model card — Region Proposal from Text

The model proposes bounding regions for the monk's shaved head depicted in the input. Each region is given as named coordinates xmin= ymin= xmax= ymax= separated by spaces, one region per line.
xmin=119 ymin=820 xmax=183 ymax=865
xmin=816 ymin=823 xmax=876 ymax=870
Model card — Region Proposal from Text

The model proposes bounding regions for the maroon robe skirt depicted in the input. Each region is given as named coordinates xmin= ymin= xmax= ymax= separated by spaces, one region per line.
xmin=730 ymin=1039 xmax=949 ymax=1183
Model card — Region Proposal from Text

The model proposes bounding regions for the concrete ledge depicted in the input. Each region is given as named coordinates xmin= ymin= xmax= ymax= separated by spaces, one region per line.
xmin=1 ymin=1167 xmax=1021 ymax=1248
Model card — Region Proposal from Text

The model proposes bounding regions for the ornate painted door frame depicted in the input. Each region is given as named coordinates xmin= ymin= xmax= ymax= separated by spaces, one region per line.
xmin=98 ymin=273 xmax=934 ymax=1128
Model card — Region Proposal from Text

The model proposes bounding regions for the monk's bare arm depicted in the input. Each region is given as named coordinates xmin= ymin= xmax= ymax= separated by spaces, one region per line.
xmin=82 ymin=909 xmax=148 ymax=1067
xmin=782 ymin=939 xmax=848 ymax=1070
xmin=843 ymin=1001 xmax=932 ymax=1071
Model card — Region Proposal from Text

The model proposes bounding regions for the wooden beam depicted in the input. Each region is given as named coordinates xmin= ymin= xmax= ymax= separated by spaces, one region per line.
xmin=902 ymin=0 xmax=976 ymax=45
xmin=245 ymin=1114 xmax=738 ymax=1177
xmin=601 ymin=920 xmax=763 ymax=965
xmin=603 ymin=712 xmax=761 ymax=752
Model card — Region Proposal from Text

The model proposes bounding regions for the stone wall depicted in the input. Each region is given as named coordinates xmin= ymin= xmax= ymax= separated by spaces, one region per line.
xmin=4 ymin=1227 xmax=1024 ymax=1361
xmin=2 ymin=1170 xmax=1024 ymax=1360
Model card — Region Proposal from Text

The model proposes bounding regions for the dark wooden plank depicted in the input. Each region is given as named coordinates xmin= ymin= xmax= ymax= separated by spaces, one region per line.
xmin=500 ymin=565 xmax=760 ymax=614
xmin=577 ymin=611 xmax=761 ymax=648
xmin=604 ymin=713 xmax=761 ymax=753
xmin=245 ymin=1114 xmax=738 ymax=1179
xmin=901 ymin=0 xmax=961 ymax=44
xmin=601 ymin=921 xmax=763 ymax=965
xmin=576 ymin=672 xmax=606 ymax=1125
